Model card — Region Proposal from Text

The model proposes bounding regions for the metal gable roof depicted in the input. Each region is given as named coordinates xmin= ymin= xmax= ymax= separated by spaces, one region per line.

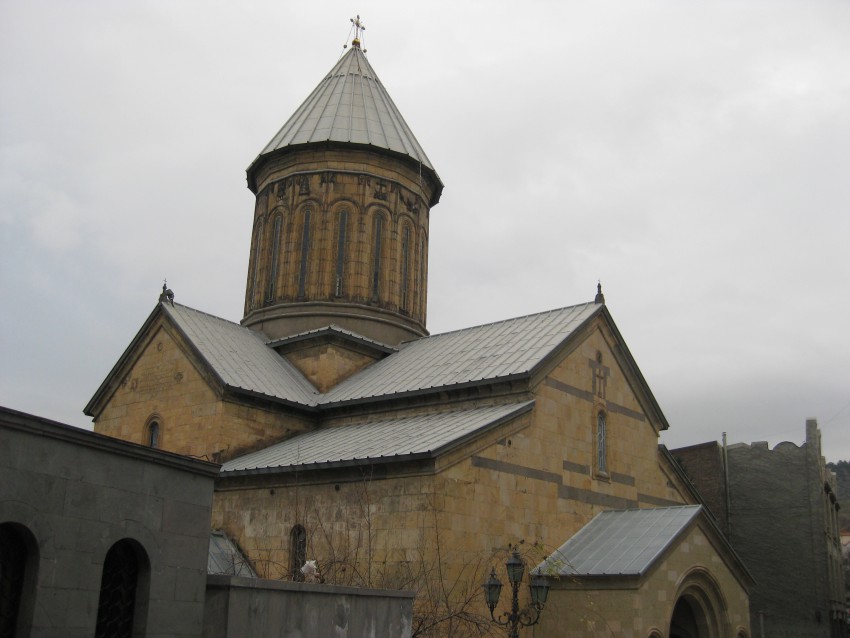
xmin=253 ymin=46 xmax=437 ymax=173
xmin=162 ymin=303 xmax=319 ymax=406
xmin=220 ymin=401 xmax=534 ymax=474
xmin=319 ymin=303 xmax=600 ymax=405
xmin=537 ymin=505 xmax=703 ymax=578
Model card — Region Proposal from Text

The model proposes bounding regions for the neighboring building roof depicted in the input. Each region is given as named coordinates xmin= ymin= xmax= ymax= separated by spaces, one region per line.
xmin=208 ymin=530 xmax=257 ymax=577
xmin=320 ymin=303 xmax=602 ymax=406
xmin=251 ymin=45 xmax=439 ymax=176
xmin=162 ymin=303 xmax=321 ymax=407
xmin=538 ymin=505 xmax=702 ymax=577
xmin=220 ymin=401 xmax=534 ymax=475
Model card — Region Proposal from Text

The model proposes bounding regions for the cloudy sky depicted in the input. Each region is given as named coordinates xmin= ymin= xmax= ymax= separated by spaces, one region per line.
xmin=1 ymin=1 xmax=848 ymax=461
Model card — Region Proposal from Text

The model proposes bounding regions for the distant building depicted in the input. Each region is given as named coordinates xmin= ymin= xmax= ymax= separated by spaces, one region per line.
xmin=674 ymin=419 xmax=845 ymax=638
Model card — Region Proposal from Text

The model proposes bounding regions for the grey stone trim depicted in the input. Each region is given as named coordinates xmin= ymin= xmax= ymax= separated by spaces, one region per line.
xmin=610 ymin=472 xmax=636 ymax=486
xmin=471 ymin=456 xmax=561 ymax=485
xmin=637 ymin=492 xmax=683 ymax=507
xmin=606 ymin=402 xmax=646 ymax=422
xmin=543 ymin=378 xmax=646 ymax=422
xmin=563 ymin=460 xmax=590 ymax=474
xmin=558 ymin=484 xmax=637 ymax=509
xmin=544 ymin=377 xmax=592 ymax=402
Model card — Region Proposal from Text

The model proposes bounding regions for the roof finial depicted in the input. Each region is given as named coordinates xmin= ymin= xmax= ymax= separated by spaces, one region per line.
xmin=594 ymin=280 xmax=605 ymax=305
xmin=159 ymin=278 xmax=174 ymax=306
xmin=350 ymin=14 xmax=366 ymax=49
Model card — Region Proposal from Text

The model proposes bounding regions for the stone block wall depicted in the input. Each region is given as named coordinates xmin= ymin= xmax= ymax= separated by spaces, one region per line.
xmin=93 ymin=322 xmax=312 ymax=462
xmin=0 ymin=407 xmax=218 ymax=638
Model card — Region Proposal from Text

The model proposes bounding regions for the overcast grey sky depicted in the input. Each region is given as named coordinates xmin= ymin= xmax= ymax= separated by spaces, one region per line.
xmin=1 ymin=1 xmax=848 ymax=461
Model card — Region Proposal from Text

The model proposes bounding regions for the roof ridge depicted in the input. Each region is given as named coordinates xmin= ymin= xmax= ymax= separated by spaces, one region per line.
xmin=163 ymin=302 xmax=247 ymax=330
xmin=421 ymin=302 xmax=598 ymax=340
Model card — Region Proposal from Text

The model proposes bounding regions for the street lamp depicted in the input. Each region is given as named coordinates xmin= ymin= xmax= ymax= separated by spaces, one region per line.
xmin=483 ymin=548 xmax=551 ymax=637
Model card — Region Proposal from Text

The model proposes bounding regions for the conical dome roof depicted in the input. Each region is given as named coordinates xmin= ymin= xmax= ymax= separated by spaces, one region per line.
xmin=248 ymin=44 xmax=441 ymax=198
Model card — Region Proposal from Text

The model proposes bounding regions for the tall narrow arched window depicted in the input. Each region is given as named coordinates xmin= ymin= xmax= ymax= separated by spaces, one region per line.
xmin=418 ymin=236 xmax=426 ymax=317
xmin=371 ymin=215 xmax=383 ymax=301
xmin=266 ymin=215 xmax=282 ymax=302
xmin=249 ymin=218 xmax=263 ymax=309
xmin=0 ymin=523 xmax=38 ymax=637
xmin=596 ymin=411 xmax=607 ymax=474
xmin=95 ymin=539 xmax=149 ymax=638
xmin=335 ymin=209 xmax=348 ymax=297
xmin=400 ymin=225 xmax=411 ymax=313
xmin=289 ymin=525 xmax=307 ymax=581
xmin=147 ymin=421 xmax=159 ymax=448
xmin=297 ymin=208 xmax=311 ymax=299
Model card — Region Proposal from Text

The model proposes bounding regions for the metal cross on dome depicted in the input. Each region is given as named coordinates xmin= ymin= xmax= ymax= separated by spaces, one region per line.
xmin=350 ymin=14 xmax=366 ymax=47
xmin=350 ymin=14 xmax=366 ymax=37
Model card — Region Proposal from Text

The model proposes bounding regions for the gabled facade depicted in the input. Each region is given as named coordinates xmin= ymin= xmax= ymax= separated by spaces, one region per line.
xmin=84 ymin=27 xmax=752 ymax=637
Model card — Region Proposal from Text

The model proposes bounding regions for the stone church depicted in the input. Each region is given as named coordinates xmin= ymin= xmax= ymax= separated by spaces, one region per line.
xmin=85 ymin=27 xmax=753 ymax=638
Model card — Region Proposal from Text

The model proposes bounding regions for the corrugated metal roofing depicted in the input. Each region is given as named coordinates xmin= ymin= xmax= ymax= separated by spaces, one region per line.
xmin=255 ymin=46 xmax=436 ymax=172
xmin=220 ymin=401 xmax=533 ymax=474
xmin=208 ymin=530 xmax=256 ymax=577
xmin=267 ymin=323 xmax=396 ymax=354
xmin=537 ymin=505 xmax=702 ymax=577
xmin=320 ymin=303 xmax=600 ymax=405
xmin=163 ymin=303 xmax=319 ymax=406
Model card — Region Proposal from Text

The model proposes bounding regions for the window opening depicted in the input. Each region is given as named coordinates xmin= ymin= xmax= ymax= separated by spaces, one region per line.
xmin=95 ymin=540 xmax=141 ymax=638
xmin=266 ymin=216 xmax=282 ymax=302
xmin=371 ymin=215 xmax=383 ymax=301
xmin=147 ymin=421 xmax=159 ymax=448
xmin=335 ymin=209 xmax=348 ymax=297
xmin=249 ymin=219 xmax=263 ymax=308
xmin=596 ymin=411 xmax=607 ymax=473
xmin=297 ymin=208 xmax=311 ymax=298
xmin=0 ymin=524 xmax=29 ymax=637
xmin=400 ymin=225 xmax=410 ymax=311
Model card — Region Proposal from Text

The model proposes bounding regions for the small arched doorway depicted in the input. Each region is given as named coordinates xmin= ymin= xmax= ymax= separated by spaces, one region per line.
xmin=669 ymin=569 xmax=729 ymax=638
xmin=670 ymin=596 xmax=702 ymax=638
xmin=95 ymin=538 xmax=150 ymax=638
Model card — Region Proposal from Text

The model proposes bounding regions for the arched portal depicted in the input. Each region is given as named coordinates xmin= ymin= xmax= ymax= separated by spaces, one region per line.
xmin=669 ymin=568 xmax=730 ymax=638
xmin=95 ymin=538 xmax=150 ymax=638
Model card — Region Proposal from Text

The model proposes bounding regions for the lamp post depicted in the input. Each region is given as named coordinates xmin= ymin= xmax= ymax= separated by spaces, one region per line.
xmin=483 ymin=548 xmax=551 ymax=637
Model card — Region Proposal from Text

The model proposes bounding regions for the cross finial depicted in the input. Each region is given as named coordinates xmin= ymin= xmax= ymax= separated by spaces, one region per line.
xmin=594 ymin=280 xmax=605 ymax=305
xmin=350 ymin=14 xmax=366 ymax=48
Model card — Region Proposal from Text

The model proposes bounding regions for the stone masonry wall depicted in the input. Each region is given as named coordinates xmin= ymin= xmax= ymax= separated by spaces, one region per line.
xmin=0 ymin=407 xmax=218 ymax=638
xmin=94 ymin=322 xmax=312 ymax=462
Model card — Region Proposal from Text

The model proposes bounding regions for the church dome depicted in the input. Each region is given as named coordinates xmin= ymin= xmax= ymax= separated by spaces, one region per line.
xmin=247 ymin=42 xmax=442 ymax=206
xmin=241 ymin=34 xmax=442 ymax=347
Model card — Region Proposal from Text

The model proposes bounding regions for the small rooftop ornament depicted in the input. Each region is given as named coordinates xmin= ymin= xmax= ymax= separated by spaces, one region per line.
xmin=343 ymin=14 xmax=367 ymax=51
xmin=159 ymin=280 xmax=174 ymax=306
xmin=594 ymin=281 xmax=605 ymax=305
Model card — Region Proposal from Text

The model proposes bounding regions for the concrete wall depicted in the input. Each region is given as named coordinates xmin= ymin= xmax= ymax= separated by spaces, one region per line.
xmin=203 ymin=575 xmax=413 ymax=638
xmin=0 ymin=407 xmax=218 ymax=638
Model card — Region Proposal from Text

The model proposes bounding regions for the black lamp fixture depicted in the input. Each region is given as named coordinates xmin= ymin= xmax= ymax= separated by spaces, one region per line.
xmin=483 ymin=548 xmax=551 ymax=637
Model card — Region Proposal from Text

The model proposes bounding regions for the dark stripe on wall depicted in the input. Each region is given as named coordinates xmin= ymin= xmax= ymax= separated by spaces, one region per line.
xmin=471 ymin=456 xmax=561 ymax=485
xmin=544 ymin=378 xmax=592 ymax=402
xmin=606 ymin=402 xmax=646 ymax=422
xmin=558 ymin=484 xmax=637 ymax=509
xmin=637 ymin=493 xmax=683 ymax=507
xmin=563 ymin=460 xmax=590 ymax=475
xmin=543 ymin=379 xmax=646 ymax=422
xmin=472 ymin=456 xmax=683 ymax=510
xmin=611 ymin=472 xmax=636 ymax=486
